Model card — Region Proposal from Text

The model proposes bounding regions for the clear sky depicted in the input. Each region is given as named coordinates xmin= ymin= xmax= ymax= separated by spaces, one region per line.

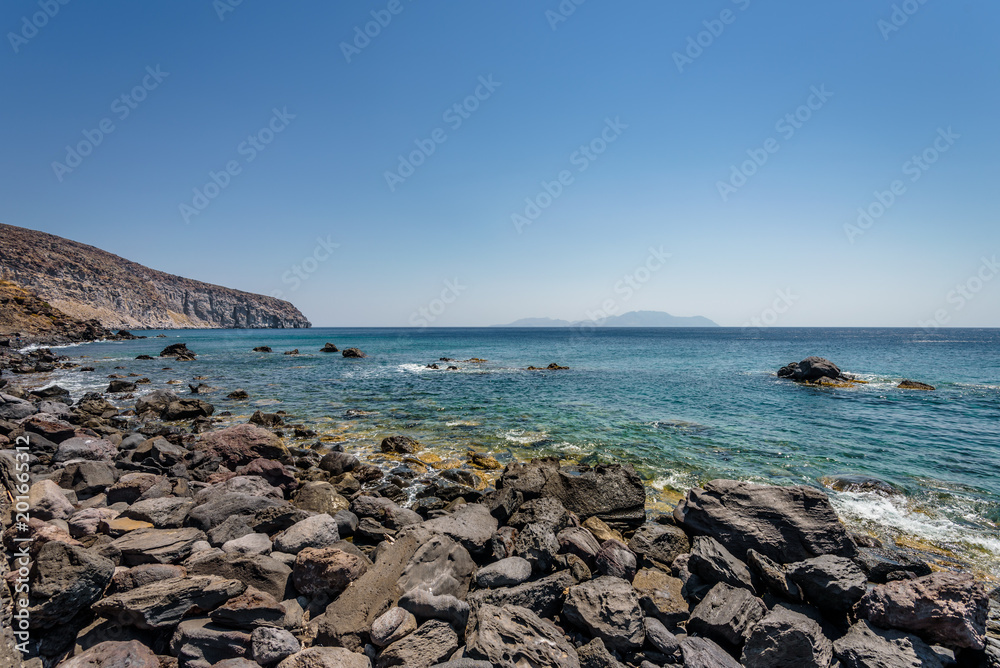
xmin=2 ymin=1 xmax=998 ymax=327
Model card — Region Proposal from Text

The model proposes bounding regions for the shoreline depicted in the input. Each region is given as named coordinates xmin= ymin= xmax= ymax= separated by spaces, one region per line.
xmin=1 ymin=342 xmax=998 ymax=666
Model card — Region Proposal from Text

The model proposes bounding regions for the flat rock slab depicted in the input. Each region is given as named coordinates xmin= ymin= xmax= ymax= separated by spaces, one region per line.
xmin=467 ymin=570 xmax=576 ymax=619
xmin=467 ymin=604 xmax=580 ymax=668
xmin=93 ymin=575 xmax=246 ymax=629
xmin=111 ymin=527 xmax=207 ymax=565
xmin=277 ymin=647 xmax=372 ymax=668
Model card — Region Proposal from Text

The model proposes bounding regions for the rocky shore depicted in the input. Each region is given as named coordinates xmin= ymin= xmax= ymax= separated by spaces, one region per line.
xmin=0 ymin=352 xmax=997 ymax=668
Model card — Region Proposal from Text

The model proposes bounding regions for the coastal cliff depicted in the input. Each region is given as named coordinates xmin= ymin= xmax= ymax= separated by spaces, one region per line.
xmin=0 ymin=223 xmax=311 ymax=330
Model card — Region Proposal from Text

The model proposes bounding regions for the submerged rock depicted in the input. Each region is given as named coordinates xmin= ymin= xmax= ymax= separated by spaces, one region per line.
xmin=898 ymin=379 xmax=935 ymax=390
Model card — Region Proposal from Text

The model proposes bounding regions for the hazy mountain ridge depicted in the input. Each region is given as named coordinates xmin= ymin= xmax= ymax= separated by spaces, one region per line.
xmin=499 ymin=310 xmax=719 ymax=327
xmin=0 ymin=223 xmax=311 ymax=330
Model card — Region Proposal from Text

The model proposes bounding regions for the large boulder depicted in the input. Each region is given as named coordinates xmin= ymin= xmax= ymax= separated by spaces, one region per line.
xmin=673 ymin=480 xmax=856 ymax=563
xmin=28 ymin=541 xmax=115 ymax=628
xmin=194 ymin=424 xmax=288 ymax=468
xmin=632 ymin=567 xmax=688 ymax=626
xmin=272 ymin=514 xmax=341 ymax=553
xmin=28 ymin=479 xmax=74 ymax=520
xmin=855 ymin=572 xmax=988 ymax=650
xmin=778 ymin=356 xmax=844 ymax=382
xmin=466 ymin=604 xmax=580 ymax=668
xmin=406 ymin=503 xmax=497 ymax=555
xmin=681 ymin=636 xmax=743 ymax=668
xmin=396 ymin=534 xmax=475 ymax=599
xmin=376 ymin=619 xmax=457 ymax=668
xmin=627 ymin=521 xmax=690 ymax=567
xmin=499 ymin=459 xmax=645 ymax=525
xmin=313 ymin=534 xmax=421 ymax=651
xmin=54 ymin=436 xmax=117 ymax=462
xmin=92 ymin=575 xmax=246 ymax=629
xmin=833 ymin=620 xmax=944 ymax=668
xmin=688 ymin=582 xmax=767 ymax=652
xmin=170 ymin=617 xmax=251 ymax=667
xmin=562 ymin=575 xmax=644 ymax=652
xmin=740 ymin=605 xmax=833 ymax=668
xmin=689 ymin=535 xmax=754 ymax=591
xmin=184 ymin=551 xmax=292 ymax=601
xmin=292 ymin=547 xmax=368 ymax=597
xmin=188 ymin=493 xmax=286 ymax=531
xmin=786 ymin=555 xmax=866 ymax=614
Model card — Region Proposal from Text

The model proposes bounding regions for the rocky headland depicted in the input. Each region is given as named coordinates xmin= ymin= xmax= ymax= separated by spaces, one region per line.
xmin=0 ymin=224 xmax=310 ymax=330
xmin=0 ymin=351 xmax=996 ymax=668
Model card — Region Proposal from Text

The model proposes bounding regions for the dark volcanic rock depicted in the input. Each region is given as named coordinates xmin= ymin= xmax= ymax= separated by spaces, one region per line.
xmin=688 ymin=582 xmax=767 ymax=651
xmin=111 ymin=527 xmax=207 ymax=565
xmin=673 ymin=479 xmax=856 ymax=563
xmin=689 ymin=535 xmax=754 ymax=591
xmin=834 ymin=620 xmax=944 ymax=668
xmin=92 ymin=575 xmax=246 ymax=629
xmin=632 ymin=567 xmax=688 ymax=626
xmin=786 ymin=554 xmax=866 ymax=614
xmin=380 ymin=435 xmax=421 ymax=454
xmin=28 ymin=541 xmax=115 ymax=628
xmin=855 ymin=572 xmax=989 ymax=650
xmin=292 ymin=546 xmax=368 ymax=597
xmin=194 ymin=423 xmax=288 ymax=468
xmin=397 ymin=534 xmax=475 ymax=600
xmin=627 ymin=521 xmax=690 ymax=567
xmin=557 ymin=526 xmax=602 ymax=568
xmin=898 ymin=379 xmax=935 ymax=390
xmin=563 ymin=575 xmax=644 ymax=652
xmin=681 ymin=636 xmax=743 ymax=668
xmin=594 ymin=538 xmax=637 ymax=581
xmin=513 ymin=522 xmax=559 ymax=574
xmin=466 ymin=604 xmax=580 ymax=668
xmin=855 ymin=546 xmax=932 ymax=583
xmin=320 ymin=342 xmax=339 ymax=352
xmin=499 ymin=459 xmax=646 ymax=525
xmin=466 ymin=570 xmax=576 ymax=619
xmin=476 ymin=556 xmax=532 ymax=588
xmin=342 ymin=348 xmax=367 ymax=358
xmin=740 ymin=605 xmax=833 ymax=668
xmin=398 ymin=588 xmax=470 ymax=629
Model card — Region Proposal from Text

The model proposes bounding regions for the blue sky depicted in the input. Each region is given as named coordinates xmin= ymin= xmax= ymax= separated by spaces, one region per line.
xmin=2 ymin=1 xmax=998 ymax=327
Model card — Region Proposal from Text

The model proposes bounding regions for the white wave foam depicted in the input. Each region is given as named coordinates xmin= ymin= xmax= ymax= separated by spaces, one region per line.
xmin=501 ymin=429 xmax=548 ymax=445
xmin=831 ymin=491 xmax=1000 ymax=560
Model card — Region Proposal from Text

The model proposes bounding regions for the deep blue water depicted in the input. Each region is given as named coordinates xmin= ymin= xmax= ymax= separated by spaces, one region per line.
xmin=40 ymin=327 xmax=1000 ymax=576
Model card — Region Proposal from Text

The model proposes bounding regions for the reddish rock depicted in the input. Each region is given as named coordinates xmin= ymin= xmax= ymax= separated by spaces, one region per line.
xmin=856 ymin=572 xmax=989 ymax=650
xmin=195 ymin=424 xmax=288 ymax=468
xmin=292 ymin=547 xmax=369 ymax=596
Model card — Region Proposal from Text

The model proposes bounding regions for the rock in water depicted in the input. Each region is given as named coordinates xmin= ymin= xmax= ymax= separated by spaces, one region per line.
xmin=342 ymin=347 xmax=367 ymax=358
xmin=673 ymin=479 xmax=856 ymax=563
xmin=898 ymin=379 xmax=935 ymax=390
xmin=320 ymin=342 xmax=339 ymax=352
xmin=466 ymin=604 xmax=581 ymax=668
xmin=855 ymin=572 xmax=989 ymax=650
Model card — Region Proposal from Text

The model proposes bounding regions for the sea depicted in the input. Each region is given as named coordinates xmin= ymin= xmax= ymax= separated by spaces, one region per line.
xmin=32 ymin=327 xmax=1000 ymax=579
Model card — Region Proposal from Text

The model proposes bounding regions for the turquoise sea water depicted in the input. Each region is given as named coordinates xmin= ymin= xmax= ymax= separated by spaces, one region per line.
xmin=39 ymin=327 xmax=1000 ymax=577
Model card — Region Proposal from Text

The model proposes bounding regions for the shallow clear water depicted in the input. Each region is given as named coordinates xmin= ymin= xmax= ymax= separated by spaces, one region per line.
xmin=37 ymin=327 xmax=1000 ymax=577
